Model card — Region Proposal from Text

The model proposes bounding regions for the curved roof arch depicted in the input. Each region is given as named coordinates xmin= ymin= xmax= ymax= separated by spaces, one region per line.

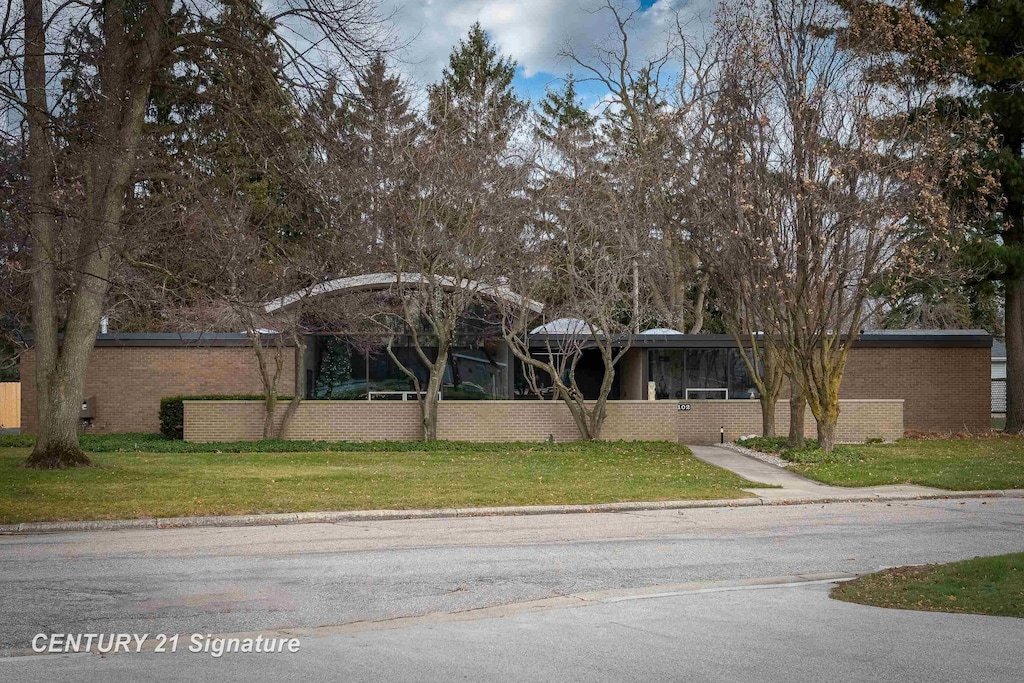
xmin=530 ymin=318 xmax=601 ymax=335
xmin=263 ymin=272 xmax=544 ymax=315
xmin=640 ymin=328 xmax=684 ymax=335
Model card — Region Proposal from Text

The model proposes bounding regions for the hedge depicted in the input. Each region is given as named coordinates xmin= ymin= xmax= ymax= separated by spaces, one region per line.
xmin=159 ymin=395 xmax=292 ymax=440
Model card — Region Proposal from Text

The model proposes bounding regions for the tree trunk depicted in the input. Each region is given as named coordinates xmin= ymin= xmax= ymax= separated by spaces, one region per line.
xmin=787 ymin=377 xmax=805 ymax=448
xmin=28 ymin=377 xmax=91 ymax=468
xmin=23 ymin=0 xmax=89 ymax=468
xmin=277 ymin=335 xmax=306 ymax=439
xmin=420 ymin=349 xmax=448 ymax=441
xmin=23 ymin=0 xmax=168 ymax=467
xmin=815 ymin=400 xmax=840 ymax=452
xmin=562 ymin=392 xmax=594 ymax=440
xmin=421 ymin=371 xmax=443 ymax=440
xmin=816 ymin=416 xmax=837 ymax=453
xmin=1005 ymin=281 xmax=1024 ymax=433
xmin=588 ymin=398 xmax=606 ymax=440
xmin=760 ymin=396 xmax=776 ymax=437
xmin=263 ymin=392 xmax=278 ymax=440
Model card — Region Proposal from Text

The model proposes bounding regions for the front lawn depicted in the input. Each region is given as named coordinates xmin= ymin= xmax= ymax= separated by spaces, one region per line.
xmin=0 ymin=441 xmax=757 ymax=524
xmin=831 ymin=553 xmax=1024 ymax=618
xmin=736 ymin=436 xmax=1024 ymax=490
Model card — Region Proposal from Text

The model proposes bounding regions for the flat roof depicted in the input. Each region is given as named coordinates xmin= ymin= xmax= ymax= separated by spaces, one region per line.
xmin=44 ymin=328 xmax=992 ymax=349
xmin=90 ymin=332 xmax=290 ymax=347
xmin=529 ymin=330 xmax=992 ymax=349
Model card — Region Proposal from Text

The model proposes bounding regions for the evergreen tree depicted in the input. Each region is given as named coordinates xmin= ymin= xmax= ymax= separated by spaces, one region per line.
xmin=427 ymin=22 xmax=525 ymax=149
xmin=351 ymin=54 xmax=419 ymax=160
xmin=314 ymin=339 xmax=354 ymax=398
xmin=862 ymin=0 xmax=1024 ymax=431
xmin=534 ymin=75 xmax=595 ymax=144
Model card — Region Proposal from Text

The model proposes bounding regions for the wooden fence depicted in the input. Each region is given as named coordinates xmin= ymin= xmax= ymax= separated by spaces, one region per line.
xmin=0 ymin=382 xmax=20 ymax=429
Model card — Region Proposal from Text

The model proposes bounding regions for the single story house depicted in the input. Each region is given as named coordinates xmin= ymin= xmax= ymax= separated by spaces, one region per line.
xmin=19 ymin=328 xmax=992 ymax=443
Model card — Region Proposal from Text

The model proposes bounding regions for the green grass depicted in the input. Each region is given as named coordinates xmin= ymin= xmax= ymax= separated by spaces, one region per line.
xmin=736 ymin=435 xmax=1024 ymax=490
xmin=831 ymin=553 xmax=1024 ymax=618
xmin=0 ymin=441 xmax=757 ymax=524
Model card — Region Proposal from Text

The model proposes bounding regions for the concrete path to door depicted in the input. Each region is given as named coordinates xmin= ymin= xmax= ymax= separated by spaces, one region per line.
xmin=687 ymin=445 xmax=945 ymax=501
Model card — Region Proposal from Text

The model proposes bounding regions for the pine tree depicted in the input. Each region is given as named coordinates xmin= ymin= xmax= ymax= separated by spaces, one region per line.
xmin=427 ymin=22 xmax=525 ymax=149
xmin=535 ymin=75 xmax=594 ymax=144
xmin=864 ymin=0 xmax=1024 ymax=431
xmin=314 ymin=339 xmax=353 ymax=398
xmin=352 ymin=54 xmax=419 ymax=158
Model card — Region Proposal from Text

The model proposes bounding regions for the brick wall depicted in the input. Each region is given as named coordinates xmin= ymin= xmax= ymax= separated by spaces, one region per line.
xmin=184 ymin=398 xmax=903 ymax=444
xmin=837 ymin=347 xmax=989 ymax=433
xmin=19 ymin=341 xmax=982 ymax=436
xmin=20 ymin=347 xmax=295 ymax=434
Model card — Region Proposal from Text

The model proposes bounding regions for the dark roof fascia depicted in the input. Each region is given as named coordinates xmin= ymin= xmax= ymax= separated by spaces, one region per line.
xmin=527 ymin=330 xmax=992 ymax=350
xmin=26 ymin=329 xmax=991 ymax=350
xmin=88 ymin=333 xmax=291 ymax=348
xmin=852 ymin=331 xmax=991 ymax=348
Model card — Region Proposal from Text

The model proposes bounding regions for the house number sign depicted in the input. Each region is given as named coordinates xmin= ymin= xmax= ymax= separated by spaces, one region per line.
xmin=677 ymin=403 xmax=691 ymax=411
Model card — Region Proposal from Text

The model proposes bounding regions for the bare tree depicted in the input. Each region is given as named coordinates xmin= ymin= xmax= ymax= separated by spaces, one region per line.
xmin=499 ymin=121 xmax=648 ymax=440
xmin=714 ymin=0 xmax=996 ymax=450
xmin=372 ymin=127 xmax=529 ymax=440
xmin=565 ymin=1 xmax=718 ymax=333
xmin=1 ymin=0 xmax=389 ymax=467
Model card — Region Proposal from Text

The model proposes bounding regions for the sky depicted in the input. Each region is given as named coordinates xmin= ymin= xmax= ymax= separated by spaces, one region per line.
xmin=379 ymin=0 xmax=714 ymax=110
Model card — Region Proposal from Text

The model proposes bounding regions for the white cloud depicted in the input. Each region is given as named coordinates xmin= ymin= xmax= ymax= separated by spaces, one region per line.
xmin=382 ymin=0 xmax=716 ymax=93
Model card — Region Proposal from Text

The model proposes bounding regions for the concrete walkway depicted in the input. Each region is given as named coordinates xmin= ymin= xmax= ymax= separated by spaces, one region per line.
xmin=687 ymin=444 xmax=945 ymax=501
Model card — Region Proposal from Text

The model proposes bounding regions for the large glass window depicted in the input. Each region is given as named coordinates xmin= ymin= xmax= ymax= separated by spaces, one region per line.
xmin=312 ymin=337 xmax=507 ymax=400
xmin=648 ymin=348 xmax=758 ymax=400
xmin=684 ymin=349 xmax=729 ymax=399
xmin=729 ymin=351 xmax=760 ymax=400
xmin=650 ymin=351 xmax=685 ymax=400
xmin=444 ymin=340 xmax=507 ymax=400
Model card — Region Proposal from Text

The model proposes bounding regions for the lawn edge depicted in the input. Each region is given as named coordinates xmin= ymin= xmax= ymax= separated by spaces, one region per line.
xmin=2 ymin=489 xmax=1021 ymax=535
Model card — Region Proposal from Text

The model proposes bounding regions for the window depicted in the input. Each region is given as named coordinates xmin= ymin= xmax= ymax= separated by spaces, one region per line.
xmin=647 ymin=348 xmax=759 ymax=400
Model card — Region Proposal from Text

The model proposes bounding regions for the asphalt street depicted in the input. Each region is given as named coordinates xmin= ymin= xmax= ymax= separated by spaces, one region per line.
xmin=1 ymin=497 xmax=1022 ymax=680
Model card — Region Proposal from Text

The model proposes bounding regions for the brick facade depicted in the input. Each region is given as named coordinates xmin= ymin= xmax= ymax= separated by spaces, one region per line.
xmin=835 ymin=347 xmax=989 ymax=433
xmin=20 ymin=339 xmax=984 ymax=437
xmin=184 ymin=398 xmax=903 ymax=444
xmin=20 ymin=346 xmax=295 ymax=434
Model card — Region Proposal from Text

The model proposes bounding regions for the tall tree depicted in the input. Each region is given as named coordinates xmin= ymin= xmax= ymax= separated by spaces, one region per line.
xmin=427 ymin=22 xmax=524 ymax=149
xmin=566 ymin=2 xmax=718 ymax=333
xmin=534 ymin=75 xmax=595 ymax=144
xmin=1 ymin=0 xmax=387 ymax=466
xmin=381 ymin=24 xmax=527 ymax=440
xmin=715 ymin=0 xmax=994 ymax=451
xmin=901 ymin=0 xmax=1024 ymax=432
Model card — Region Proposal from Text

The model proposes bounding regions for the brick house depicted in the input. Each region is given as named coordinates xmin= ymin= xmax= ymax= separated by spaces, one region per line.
xmin=19 ymin=328 xmax=991 ymax=442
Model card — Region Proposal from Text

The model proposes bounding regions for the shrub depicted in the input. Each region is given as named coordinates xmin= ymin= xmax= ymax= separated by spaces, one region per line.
xmin=0 ymin=433 xmax=34 ymax=448
xmin=2 ymin=432 xmax=688 ymax=454
xmin=735 ymin=436 xmax=791 ymax=453
xmin=158 ymin=395 xmax=292 ymax=440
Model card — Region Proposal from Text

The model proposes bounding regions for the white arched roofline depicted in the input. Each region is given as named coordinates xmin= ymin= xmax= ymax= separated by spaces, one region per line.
xmin=263 ymin=272 xmax=544 ymax=315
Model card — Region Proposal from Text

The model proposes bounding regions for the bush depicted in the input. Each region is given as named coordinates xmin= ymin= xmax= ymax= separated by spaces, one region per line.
xmin=1 ymin=432 xmax=686 ymax=454
xmin=735 ymin=436 xmax=791 ymax=454
xmin=0 ymin=433 xmax=34 ymax=448
xmin=158 ymin=395 xmax=292 ymax=440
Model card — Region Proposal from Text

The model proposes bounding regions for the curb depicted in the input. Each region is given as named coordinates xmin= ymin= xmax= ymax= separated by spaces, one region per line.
xmin=1 ymin=490 xmax=1021 ymax=535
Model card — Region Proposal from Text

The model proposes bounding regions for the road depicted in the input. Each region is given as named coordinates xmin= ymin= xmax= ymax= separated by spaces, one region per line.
xmin=1 ymin=498 xmax=1022 ymax=681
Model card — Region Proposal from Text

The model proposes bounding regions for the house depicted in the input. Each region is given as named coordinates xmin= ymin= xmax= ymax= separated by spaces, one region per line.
xmin=18 ymin=276 xmax=993 ymax=443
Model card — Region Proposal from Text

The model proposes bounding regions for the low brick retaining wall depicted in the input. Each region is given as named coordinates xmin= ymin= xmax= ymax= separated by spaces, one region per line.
xmin=184 ymin=399 xmax=903 ymax=444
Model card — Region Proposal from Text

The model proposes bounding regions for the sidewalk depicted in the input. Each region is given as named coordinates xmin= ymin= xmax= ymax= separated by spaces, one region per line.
xmin=687 ymin=445 xmax=947 ymax=501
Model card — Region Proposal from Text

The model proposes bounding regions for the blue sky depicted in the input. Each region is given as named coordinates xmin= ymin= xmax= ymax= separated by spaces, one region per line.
xmin=382 ymin=0 xmax=712 ymax=110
